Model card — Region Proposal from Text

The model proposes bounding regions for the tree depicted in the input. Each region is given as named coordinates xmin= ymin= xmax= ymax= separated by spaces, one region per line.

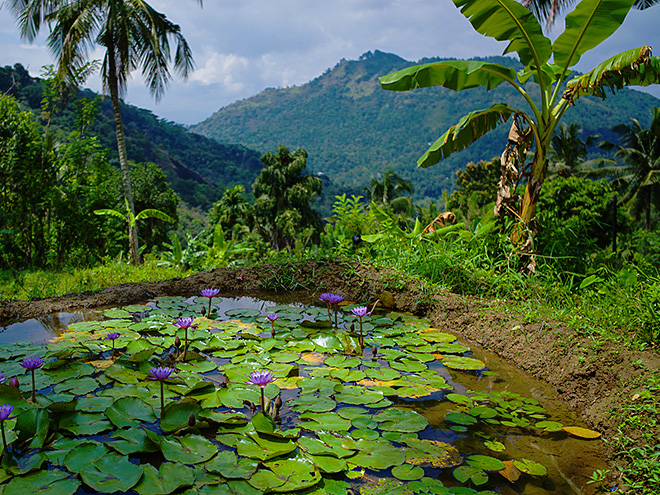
xmin=0 ymin=95 xmax=55 ymax=268
xmin=364 ymin=169 xmax=414 ymax=221
xmin=380 ymin=0 xmax=660 ymax=264
xmin=447 ymin=157 xmax=501 ymax=222
xmin=252 ymin=146 xmax=322 ymax=251
xmin=8 ymin=0 xmax=201 ymax=265
xmin=591 ymin=107 xmax=660 ymax=230
xmin=207 ymin=185 xmax=253 ymax=240
xmin=547 ymin=122 xmax=595 ymax=178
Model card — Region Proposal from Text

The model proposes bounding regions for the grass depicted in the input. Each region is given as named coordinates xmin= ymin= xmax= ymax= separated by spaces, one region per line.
xmin=0 ymin=257 xmax=190 ymax=301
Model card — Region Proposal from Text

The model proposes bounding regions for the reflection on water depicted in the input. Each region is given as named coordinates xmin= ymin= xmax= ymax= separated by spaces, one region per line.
xmin=0 ymin=311 xmax=103 ymax=344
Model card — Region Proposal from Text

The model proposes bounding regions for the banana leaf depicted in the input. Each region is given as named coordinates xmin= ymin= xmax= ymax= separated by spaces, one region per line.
xmin=379 ymin=60 xmax=515 ymax=92
xmin=553 ymin=0 xmax=635 ymax=69
xmin=135 ymin=209 xmax=174 ymax=223
xmin=452 ymin=0 xmax=551 ymax=68
xmin=565 ymin=46 xmax=660 ymax=100
xmin=418 ymin=104 xmax=515 ymax=168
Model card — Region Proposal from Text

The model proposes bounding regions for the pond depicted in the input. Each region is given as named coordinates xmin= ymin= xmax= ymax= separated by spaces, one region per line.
xmin=0 ymin=292 xmax=607 ymax=495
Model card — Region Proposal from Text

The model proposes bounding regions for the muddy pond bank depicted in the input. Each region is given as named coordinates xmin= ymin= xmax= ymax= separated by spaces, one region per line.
xmin=1 ymin=260 xmax=657 ymax=479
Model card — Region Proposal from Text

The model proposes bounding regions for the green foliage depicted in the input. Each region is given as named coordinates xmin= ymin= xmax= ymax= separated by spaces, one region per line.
xmin=536 ymin=177 xmax=622 ymax=273
xmin=0 ymin=96 xmax=55 ymax=269
xmin=322 ymin=195 xmax=376 ymax=257
xmin=379 ymin=0 xmax=660 ymax=229
xmin=252 ymin=146 xmax=323 ymax=251
xmin=447 ymin=157 xmax=500 ymax=223
xmin=206 ymin=185 xmax=253 ymax=241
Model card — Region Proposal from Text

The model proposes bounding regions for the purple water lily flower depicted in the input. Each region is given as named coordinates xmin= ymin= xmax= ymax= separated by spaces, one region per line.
xmin=321 ymin=293 xmax=344 ymax=327
xmin=148 ymin=367 xmax=177 ymax=381
xmin=247 ymin=370 xmax=275 ymax=415
xmin=20 ymin=356 xmax=44 ymax=371
xmin=0 ymin=405 xmax=17 ymax=422
xmin=247 ymin=370 xmax=275 ymax=388
xmin=265 ymin=314 xmax=278 ymax=337
xmin=148 ymin=367 xmax=177 ymax=417
xmin=351 ymin=306 xmax=371 ymax=350
xmin=7 ymin=378 xmax=18 ymax=389
xmin=200 ymin=288 xmax=220 ymax=315
xmin=106 ymin=332 xmax=120 ymax=356
xmin=174 ymin=316 xmax=195 ymax=361
xmin=21 ymin=356 xmax=44 ymax=402
xmin=0 ymin=404 xmax=18 ymax=452
xmin=350 ymin=306 xmax=370 ymax=318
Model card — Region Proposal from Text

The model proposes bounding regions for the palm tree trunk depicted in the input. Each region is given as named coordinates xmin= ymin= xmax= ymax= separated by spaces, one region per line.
xmin=107 ymin=55 xmax=140 ymax=265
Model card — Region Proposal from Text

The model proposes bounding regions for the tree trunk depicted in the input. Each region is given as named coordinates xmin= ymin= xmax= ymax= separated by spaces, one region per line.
xmin=107 ymin=54 xmax=140 ymax=265
xmin=519 ymin=149 xmax=547 ymax=228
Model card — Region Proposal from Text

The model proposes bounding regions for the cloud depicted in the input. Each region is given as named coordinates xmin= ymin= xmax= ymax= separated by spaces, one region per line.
xmin=190 ymin=51 xmax=250 ymax=92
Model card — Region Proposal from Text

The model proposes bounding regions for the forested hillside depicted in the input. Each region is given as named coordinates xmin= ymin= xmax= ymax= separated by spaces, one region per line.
xmin=0 ymin=63 xmax=263 ymax=210
xmin=192 ymin=50 xmax=660 ymax=202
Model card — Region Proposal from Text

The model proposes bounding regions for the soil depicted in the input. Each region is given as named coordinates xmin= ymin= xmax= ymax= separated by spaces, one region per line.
xmin=1 ymin=259 xmax=657 ymax=471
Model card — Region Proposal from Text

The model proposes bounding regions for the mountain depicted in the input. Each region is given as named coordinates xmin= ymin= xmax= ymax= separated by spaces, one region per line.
xmin=0 ymin=63 xmax=263 ymax=211
xmin=191 ymin=50 xmax=660 ymax=202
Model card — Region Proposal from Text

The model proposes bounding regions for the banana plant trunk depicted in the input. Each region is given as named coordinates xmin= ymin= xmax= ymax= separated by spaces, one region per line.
xmin=519 ymin=148 xmax=548 ymax=228
xmin=107 ymin=56 xmax=140 ymax=266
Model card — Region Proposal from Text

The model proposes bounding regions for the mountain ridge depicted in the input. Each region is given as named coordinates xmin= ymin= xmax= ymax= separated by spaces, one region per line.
xmin=191 ymin=50 xmax=660 ymax=201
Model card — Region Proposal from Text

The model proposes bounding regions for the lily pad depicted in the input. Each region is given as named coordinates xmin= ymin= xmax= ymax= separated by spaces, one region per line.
xmin=391 ymin=463 xmax=425 ymax=481
xmin=204 ymin=450 xmax=259 ymax=479
xmin=79 ymin=452 xmax=143 ymax=493
xmin=514 ymin=458 xmax=548 ymax=476
xmin=562 ymin=426 xmax=601 ymax=439
xmin=3 ymin=468 xmax=80 ymax=495
xmin=441 ymin=356 xmax=486 ymax=371
xmin=135 ymin=462 xmax=194 ymax=495
xmin=105 ymin=397 xmax=156 ymax=428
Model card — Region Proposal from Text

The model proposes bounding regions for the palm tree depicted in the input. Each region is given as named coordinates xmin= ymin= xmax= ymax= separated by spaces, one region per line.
xmin=7 ymin=0 xmax=201 ymax=265
xmin=365 ymin=170 xmax=414 ymax=215
xmin=587 ymin=107 xmax=660 ymax=230
xmin=547 ymin=122 xmax=595 ymax=178
xmin=523 ymin=0 xmax=658 ymax=28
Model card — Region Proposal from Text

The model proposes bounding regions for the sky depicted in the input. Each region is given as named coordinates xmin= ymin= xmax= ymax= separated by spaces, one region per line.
xmin=1 ymin=0 xmax=659 ymax=126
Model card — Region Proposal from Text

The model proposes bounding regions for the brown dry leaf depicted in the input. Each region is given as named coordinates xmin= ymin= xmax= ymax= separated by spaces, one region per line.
xmin=405 ymin=439 xmax=461 ymax=468
xmin=88 ymin=360 xmax=113 ymax=369
xmin=499 ymin=460 xmax=521 ymax=482
xmin=562 ymin=426 xmax=601 ymax=439
xmin=300 ymin=352 xmax=325 ymax=365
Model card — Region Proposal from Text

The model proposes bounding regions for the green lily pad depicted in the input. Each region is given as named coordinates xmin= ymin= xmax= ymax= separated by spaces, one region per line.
xmin=453 ymin=465 xmax=488 ymax=485
xmin=441 ymin=356 xmax=486 ymax=371
xmin=391 ymin=463 xmax=425 ymax=481
xmin=80 ymin=452 xmax=143 ymax=493
xmin=160 ymin=400 xmax=201 ymax=432
xmin=263 ymin=455 xmax=321 ymax=492
xmin=105 ymin=397 xmax=156 ymax=428
xmin=300 ymin=412 xmax=352 ymax=432
xmin=291 ymin=394 xmax=337 ymax=413
xmin=63 ymin=442 xmax=109 ymax=473
xmin=344 ymin=439 xmax=405 ymax=470
xmin=3 ymin=468 xmax=80 ymax=495
xmin=374 ymin=408 xmax=429 ymax=433
xmin=446 ymin=412 xmax=478 ymax=426
xmin=306 ymin=454 xmax=347 ymax=474
xmin=466 ymin=454 xmax=506 ymax=471
xmin=237 ymin=433 xmax=297 ymax=461
xmin=514 ymin=458 xmax=548 ymax=476
xmin=135 ymin=462 xmax=194 ymax=495
xmin=297 ymin=433 xmax=355 ymax=459
xmin=204 ymin=450 xmax=259 ymax=479
xmin=146 ymin=430 xmax=217 ymax=464
xmin=484 ymin=440 xmax=506 ymax=452
xmin=58 ymin=412 xmax=112 ymax=435
xmin=108 ymin=428 xmax=159 ymax=455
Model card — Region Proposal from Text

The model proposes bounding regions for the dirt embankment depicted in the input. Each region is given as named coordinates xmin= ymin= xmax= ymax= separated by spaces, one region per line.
xmin=1 ymin=260 xmax=657 ymax=458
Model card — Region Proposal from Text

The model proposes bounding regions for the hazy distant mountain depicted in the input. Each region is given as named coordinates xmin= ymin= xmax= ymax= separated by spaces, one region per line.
xmin=191 ymin=50 xmax=660 ymax=202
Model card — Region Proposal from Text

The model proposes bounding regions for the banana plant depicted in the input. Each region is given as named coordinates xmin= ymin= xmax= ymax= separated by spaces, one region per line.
xmin=380 ymin=0 xmax=660 ymax=241
xmin=94 ymin=200 xmax=174 ymax=263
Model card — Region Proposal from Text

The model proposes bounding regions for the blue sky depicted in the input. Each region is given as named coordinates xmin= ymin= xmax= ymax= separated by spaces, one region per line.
xmin=1 ymin=0 xmax=659 ymax=125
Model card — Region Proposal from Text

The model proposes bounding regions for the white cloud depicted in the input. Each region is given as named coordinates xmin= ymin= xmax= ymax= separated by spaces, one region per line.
xmin=190 ymin=51 xmax=250 ymax=92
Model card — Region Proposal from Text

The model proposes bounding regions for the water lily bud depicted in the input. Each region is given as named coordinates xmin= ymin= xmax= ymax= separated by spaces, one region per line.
xmin=350 ymin=323 xmax=355 ymax=332
xmin=372 ymin=345 xmax=377 ymax=358
xmin=174 ymin=336 xmax=181 ymax=348
xmin=188 ymin=413 xmax=196 ymax=427
xmin=201 ymin=306 xmax=207 ymax=316
xmin=274 ymin=395 xmax=282 ymax=409
xmin=8 ymin=378 xmax=19 ymax=389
